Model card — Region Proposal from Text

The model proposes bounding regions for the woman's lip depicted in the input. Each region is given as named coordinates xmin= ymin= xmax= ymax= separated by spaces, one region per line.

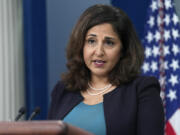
xmin=93 ymin=60 xmax=106 ymax=67
xmin=92 ymin=60 xmax=106 ymax=63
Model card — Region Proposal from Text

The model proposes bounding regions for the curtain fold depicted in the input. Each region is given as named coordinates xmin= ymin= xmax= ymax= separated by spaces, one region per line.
xmin=23 ymin=0 xmax=48 ymax=120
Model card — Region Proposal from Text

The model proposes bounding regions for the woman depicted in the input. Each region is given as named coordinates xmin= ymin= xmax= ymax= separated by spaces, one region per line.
xmin=48 ymin=4 xmax=164 ymax=135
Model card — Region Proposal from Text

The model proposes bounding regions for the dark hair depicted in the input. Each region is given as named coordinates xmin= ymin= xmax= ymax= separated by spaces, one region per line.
xmin=61 ymin=4 xmax=144 ymax=91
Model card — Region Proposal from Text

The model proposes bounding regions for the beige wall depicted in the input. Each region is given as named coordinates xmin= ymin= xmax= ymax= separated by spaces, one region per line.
xmin=0 ymin=0 xmax=24 ymax=121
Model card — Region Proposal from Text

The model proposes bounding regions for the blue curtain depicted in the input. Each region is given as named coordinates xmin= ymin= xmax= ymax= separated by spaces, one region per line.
xmin=23 ymin=0 xmax=48 ymax=120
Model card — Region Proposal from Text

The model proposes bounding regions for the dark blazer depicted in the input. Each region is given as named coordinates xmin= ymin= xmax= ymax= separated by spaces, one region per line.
xmin=48 ymin=76 xmax=164 ymax=135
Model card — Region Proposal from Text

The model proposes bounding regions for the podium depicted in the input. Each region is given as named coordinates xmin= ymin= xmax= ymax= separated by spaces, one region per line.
xmin=0 ymin=121 xmax=94 ymax=135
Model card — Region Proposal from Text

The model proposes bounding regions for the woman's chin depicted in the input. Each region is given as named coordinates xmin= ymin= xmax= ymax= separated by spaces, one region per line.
xmin=91 ymin=72 xmax=109 ymax=78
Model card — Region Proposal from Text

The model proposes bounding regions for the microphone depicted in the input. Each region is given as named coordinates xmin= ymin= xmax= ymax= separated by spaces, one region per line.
xmin=15 ymin=107 xmax=26 ymax=121
xmin=28 ymin=107 xmax=41 ymax=120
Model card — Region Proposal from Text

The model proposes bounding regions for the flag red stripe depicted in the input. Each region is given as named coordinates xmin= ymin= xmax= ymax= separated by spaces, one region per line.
xmin=166 ymin=121 xmax=176 ymax=135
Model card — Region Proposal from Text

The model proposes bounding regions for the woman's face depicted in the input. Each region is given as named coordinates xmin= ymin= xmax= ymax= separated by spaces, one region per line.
xmin=83 ymin=23 xmax=122 ymax=78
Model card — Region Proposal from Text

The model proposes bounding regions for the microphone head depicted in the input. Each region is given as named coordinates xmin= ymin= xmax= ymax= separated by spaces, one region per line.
xmin=19 ymin=107 xmax=26 ymax=114
xmin=15 ymin=107 xmax=26 ymax=121
xmin=28 ymin=107 xmax=41 ymax=120
xmin=34 ymin=107 xmax=41 ymax=114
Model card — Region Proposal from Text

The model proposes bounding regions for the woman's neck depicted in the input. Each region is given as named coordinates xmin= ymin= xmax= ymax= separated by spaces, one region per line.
xmin=90 ymin=75 xmax=110 ymax=88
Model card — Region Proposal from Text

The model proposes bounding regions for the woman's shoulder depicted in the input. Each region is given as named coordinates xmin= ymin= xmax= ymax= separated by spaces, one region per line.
xmin=122 ymin=75 xmax=161 ymax=93
xmin=50 ymin=81 xmax=66 ymax=98
xmin=131 ymin=75 xmax=161 ymax=94
xmin=133 ymin=75 xmax=159 ymax=85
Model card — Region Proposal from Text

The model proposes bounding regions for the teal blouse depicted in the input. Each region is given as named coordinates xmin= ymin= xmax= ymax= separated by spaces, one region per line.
xmin=63 ymin=102 xmax=106 ymax=135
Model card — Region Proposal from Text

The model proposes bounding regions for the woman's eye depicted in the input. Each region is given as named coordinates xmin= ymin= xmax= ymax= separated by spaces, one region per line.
xmin=105 ymin=40 xmax=114 ymax=46
xmin=87 ymin=39 xmax=96 ymax=45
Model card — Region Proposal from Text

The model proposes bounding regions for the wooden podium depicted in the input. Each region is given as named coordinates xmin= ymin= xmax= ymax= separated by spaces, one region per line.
xmin=0 ymin=121 xmax=94 ymax=135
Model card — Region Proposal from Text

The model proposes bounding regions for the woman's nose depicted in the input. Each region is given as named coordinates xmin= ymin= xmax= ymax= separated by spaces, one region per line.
xmin=94 ymin=43 xmax=104 ymax=56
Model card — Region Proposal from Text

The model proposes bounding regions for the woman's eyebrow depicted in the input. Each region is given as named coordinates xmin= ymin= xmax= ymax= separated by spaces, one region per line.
xmin=105 ymin=36 xmax=116 ymax=40
xmin=87 ymin=34 xmax=116 ymax=40
xmin=87 ymin=34 xmax=96 ymax=37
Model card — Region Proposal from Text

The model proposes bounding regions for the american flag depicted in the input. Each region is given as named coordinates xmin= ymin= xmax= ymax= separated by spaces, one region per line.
xmin=142 ymin=0 xmax=180 ymax=134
